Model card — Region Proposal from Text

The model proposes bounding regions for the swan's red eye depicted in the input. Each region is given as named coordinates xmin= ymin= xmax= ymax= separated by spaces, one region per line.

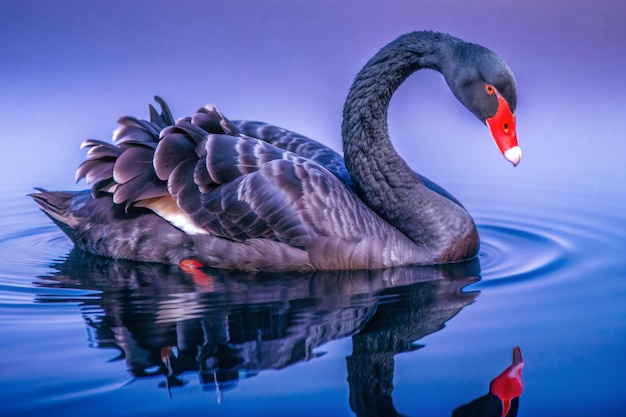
xmin=485 ymin=84 xmax=496 ymax=95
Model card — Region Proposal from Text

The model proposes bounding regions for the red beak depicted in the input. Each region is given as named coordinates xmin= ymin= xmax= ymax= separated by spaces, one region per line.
xmin=486 ymin=93 xmax=521 ymax=167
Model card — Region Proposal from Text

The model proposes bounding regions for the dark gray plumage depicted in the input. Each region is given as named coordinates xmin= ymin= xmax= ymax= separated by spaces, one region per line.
xmin=31 ymin=31 xmax=519 ymax=271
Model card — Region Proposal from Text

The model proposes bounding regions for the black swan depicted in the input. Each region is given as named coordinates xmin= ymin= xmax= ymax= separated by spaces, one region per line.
xmin=31 ymin=31 xmax=520 ymax=271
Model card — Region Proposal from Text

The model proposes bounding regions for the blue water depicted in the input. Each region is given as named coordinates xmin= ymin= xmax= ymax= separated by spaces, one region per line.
xmin=1 ymin=175 xmax=625 ymax=417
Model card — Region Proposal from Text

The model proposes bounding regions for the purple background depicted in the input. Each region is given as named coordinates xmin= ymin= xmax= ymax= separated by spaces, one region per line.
xmin=1 ymin=0 xmax=625 ymax=194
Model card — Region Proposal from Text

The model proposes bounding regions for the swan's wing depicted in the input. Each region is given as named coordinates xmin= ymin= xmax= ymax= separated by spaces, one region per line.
xmin=151 ymin=129 xmax=382 ymax=246
xmin=231 ymin=121 xmax=462 ymax=206
xmin=76 ymin=98 xmax=243 ymax=207
xmin=76 ymin=99 xmax=172 ymax=203
xmin=76 ymin=100 xmax=377 ymax=249
xmin=232 ymin=120 xmax=355 ymax=191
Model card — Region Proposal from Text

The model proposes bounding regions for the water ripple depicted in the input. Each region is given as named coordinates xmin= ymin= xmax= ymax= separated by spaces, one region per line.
xmin=464 ymin=179 xmax=626 ymax=289
xmin=475 ymin=222 xmax=572 ymax=288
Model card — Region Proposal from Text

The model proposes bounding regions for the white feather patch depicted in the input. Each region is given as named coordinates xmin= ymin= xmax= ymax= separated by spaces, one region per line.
xmin=137 ymin=196 xmax=208 ymax=235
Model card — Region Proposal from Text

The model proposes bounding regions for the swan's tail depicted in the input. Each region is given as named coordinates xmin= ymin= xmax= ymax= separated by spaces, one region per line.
xmin=29 ymin=188 xmax=86 ymax=241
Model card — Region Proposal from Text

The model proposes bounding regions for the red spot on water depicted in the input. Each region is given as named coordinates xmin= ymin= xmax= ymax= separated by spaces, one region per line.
xmin=179 ymin=259 xmax=213 ymax=286
xmin=180 ymin=259 xmax=204 ymax=269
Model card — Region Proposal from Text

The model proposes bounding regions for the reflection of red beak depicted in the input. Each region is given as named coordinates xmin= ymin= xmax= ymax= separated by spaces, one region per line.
xmin=489 ymin=347 xmax=524 ymax=417
xmin=486 ymin=93 xmax=521 ymax=167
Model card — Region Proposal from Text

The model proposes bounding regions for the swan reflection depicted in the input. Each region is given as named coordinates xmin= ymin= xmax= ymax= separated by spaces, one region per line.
xmin=37 ymin=250 xmax=522 ymax=416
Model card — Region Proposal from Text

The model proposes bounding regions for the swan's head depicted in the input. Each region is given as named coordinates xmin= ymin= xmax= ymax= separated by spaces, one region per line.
xmin=444 ymin=43 xmax=521 ymax=167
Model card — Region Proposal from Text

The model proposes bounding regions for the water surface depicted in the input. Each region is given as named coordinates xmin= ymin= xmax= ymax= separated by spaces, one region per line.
xmin=1 ymin=176 xmax=625 ymax=417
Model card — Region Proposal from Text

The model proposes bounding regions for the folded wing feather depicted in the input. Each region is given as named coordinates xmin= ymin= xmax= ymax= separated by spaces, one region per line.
xmin=75 ymin=98 xmax=376 ymax=252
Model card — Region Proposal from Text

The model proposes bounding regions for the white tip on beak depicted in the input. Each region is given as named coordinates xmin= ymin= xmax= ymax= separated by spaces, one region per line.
xmin=504 ymin=146 xmax=522 ymax=167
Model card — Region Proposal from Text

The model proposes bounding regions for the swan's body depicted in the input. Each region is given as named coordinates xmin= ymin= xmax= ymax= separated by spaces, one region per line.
xmin=31 ymin=31 xmax=520 ymax=271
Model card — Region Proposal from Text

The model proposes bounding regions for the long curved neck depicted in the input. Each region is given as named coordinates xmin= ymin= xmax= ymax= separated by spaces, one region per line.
xmin=342 ymin=31 xmax=477 ymax=260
